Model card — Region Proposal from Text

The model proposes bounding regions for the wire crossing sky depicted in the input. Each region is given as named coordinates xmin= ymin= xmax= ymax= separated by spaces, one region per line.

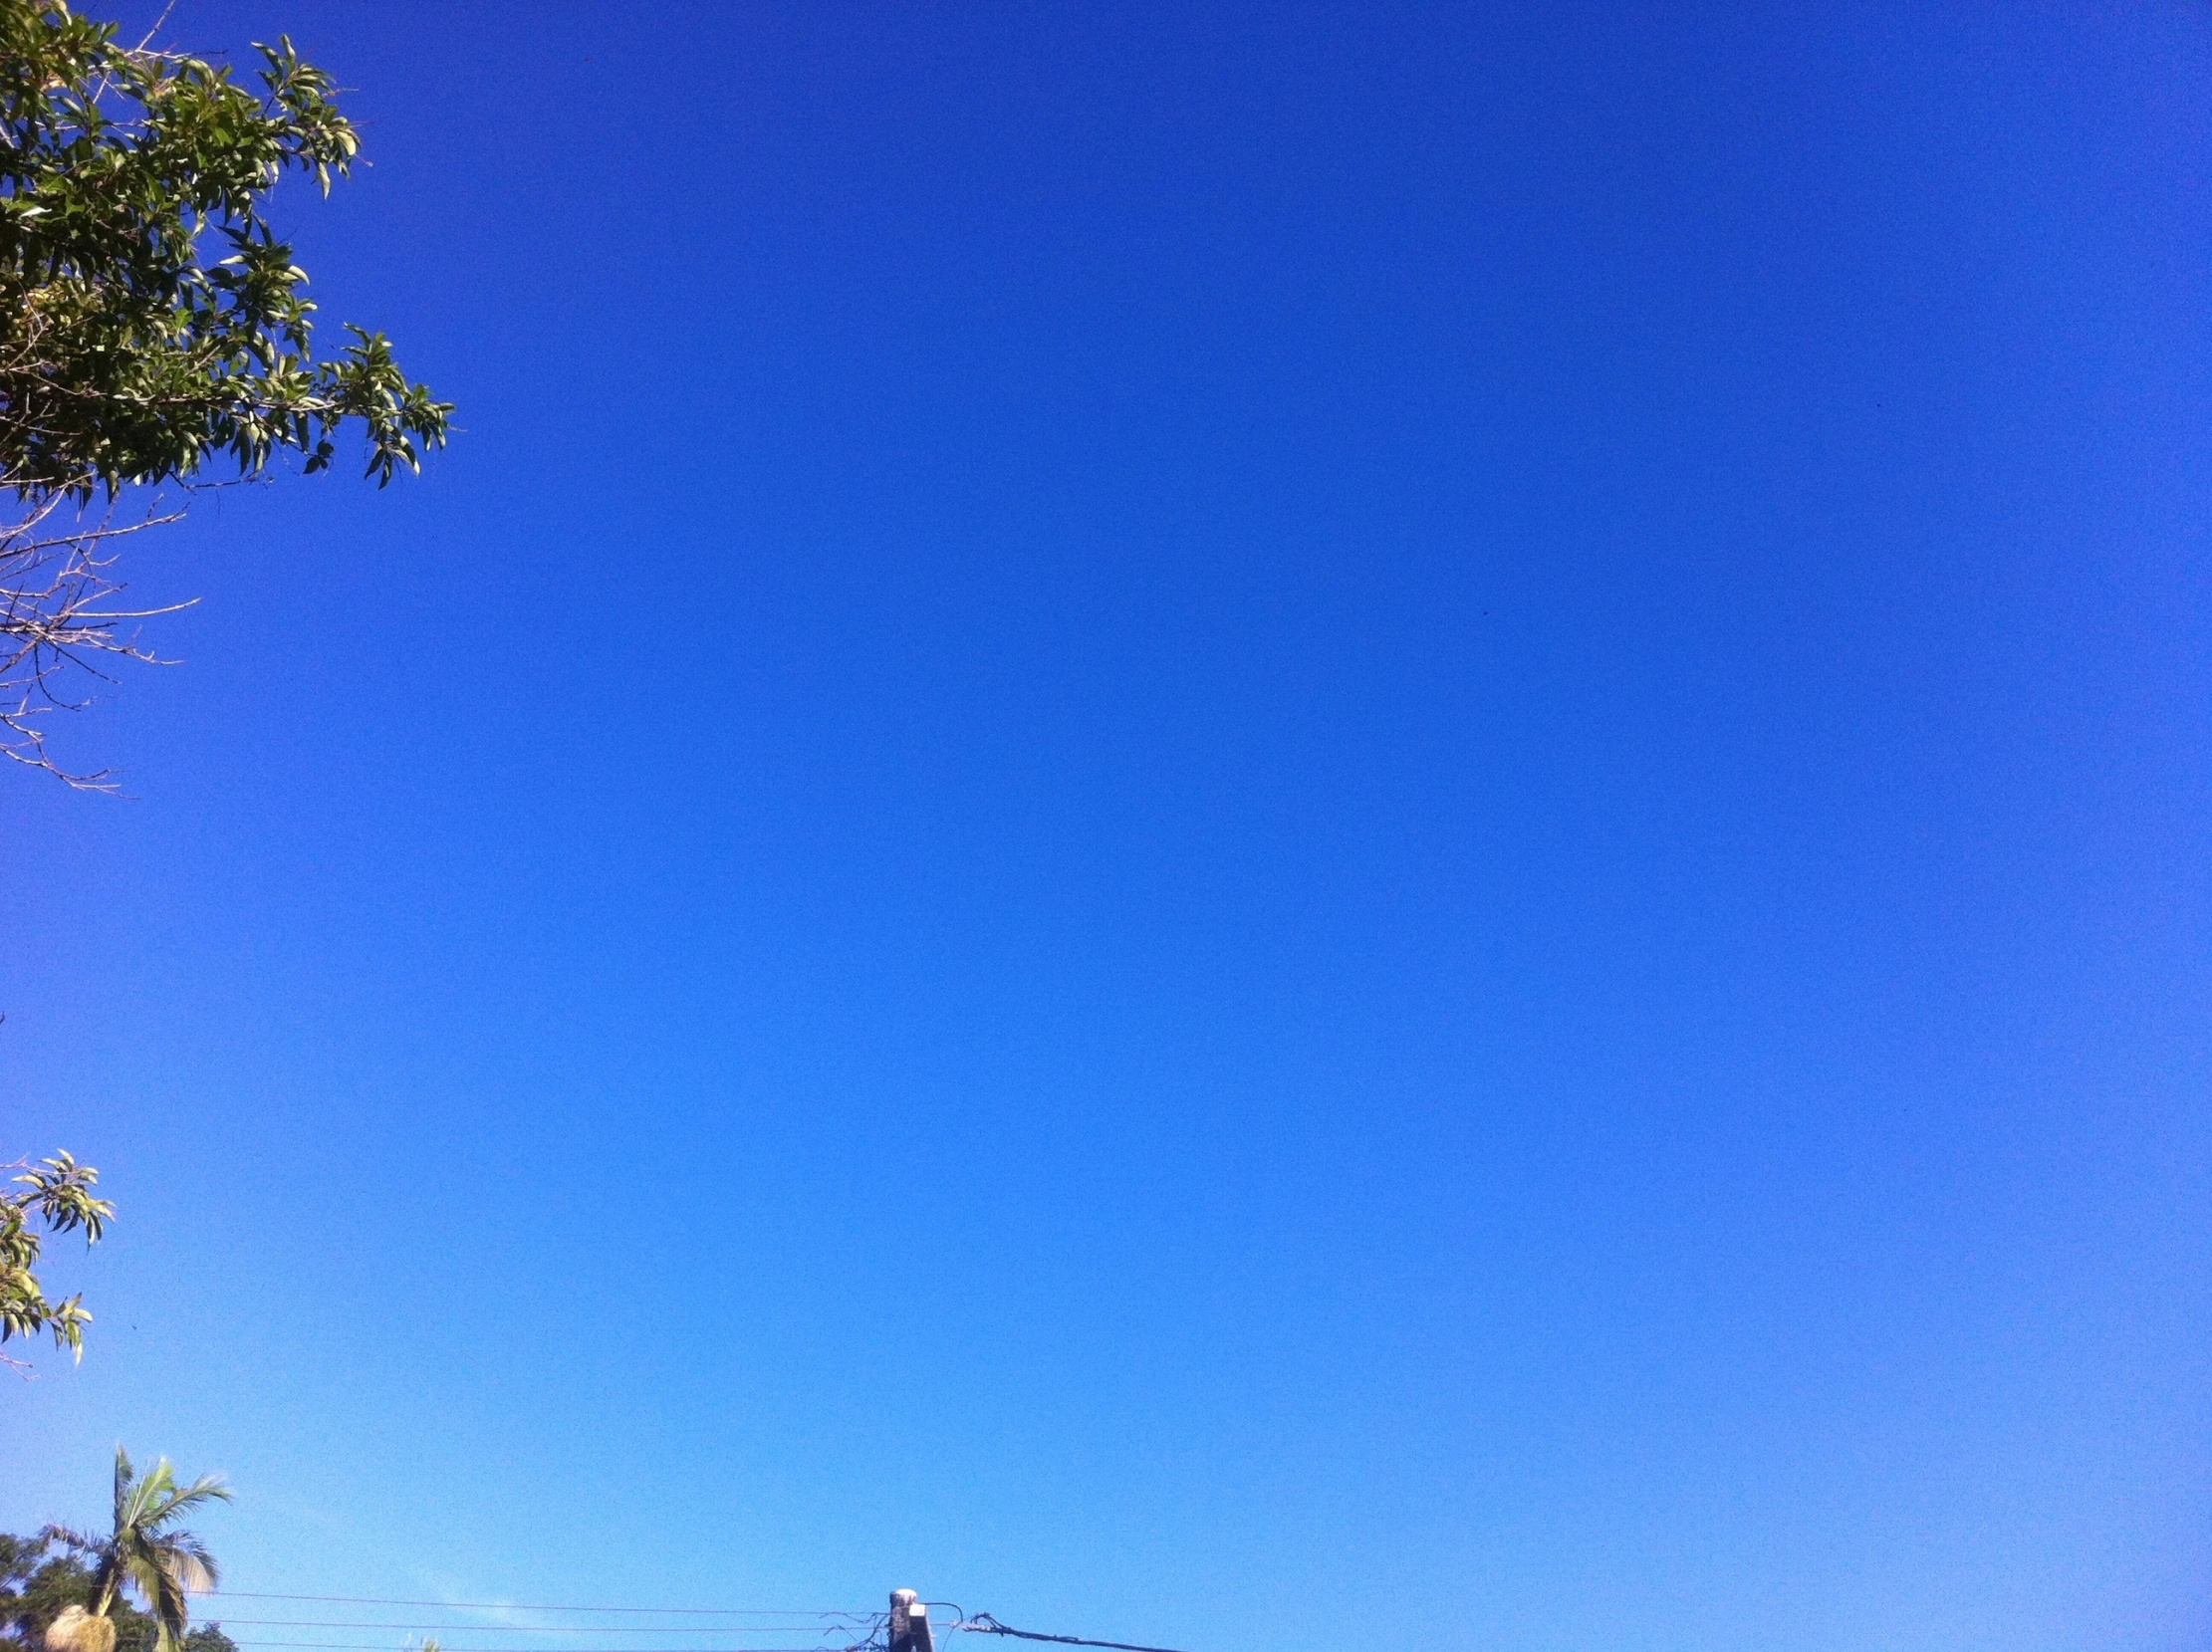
xmin=7 ymin=4 xmax=2210 ymax=1651
xmin=171 ymin=1597 xmax=886 ymax=1652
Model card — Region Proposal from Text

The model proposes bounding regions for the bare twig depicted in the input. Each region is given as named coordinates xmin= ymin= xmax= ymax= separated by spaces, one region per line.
xmin=0 ymin=499 xmax=194 ymax=790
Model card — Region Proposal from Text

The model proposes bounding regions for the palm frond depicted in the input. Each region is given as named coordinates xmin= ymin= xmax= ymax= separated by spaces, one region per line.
xmin=125 ymin=1458 xmax=176 ymax=1529
xmin=146 ymin=1553 xmax=191 ymax=1650
xmin=39 ymin=1523 xmax=103 ymax=1555
xmin=147 ymin=1476 xmax=231 ymax=1529
xmin=123 ymin=1551 xmax=169 ymax=1622
xmin=152 ymin=1532 xmax=218 ymax=1594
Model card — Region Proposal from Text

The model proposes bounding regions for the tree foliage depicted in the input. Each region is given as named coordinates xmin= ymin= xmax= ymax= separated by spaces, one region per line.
xmin=0 ymin=1 xmax=448 ymax=784
xmin=1 ymin=1534 xmax=234 ymax=1652
xmin=42 ymin=1449 xmax=230 ymax=1652
xmin=0 ymin=1150 xmax=111 ymax=1371
xmin=0 ymin=2 xmax=449 ymax=498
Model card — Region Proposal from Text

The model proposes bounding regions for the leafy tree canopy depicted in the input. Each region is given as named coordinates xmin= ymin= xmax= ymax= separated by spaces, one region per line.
xmin=42 ymin=1448 xmax=231 ymax=1652
xmin=0 ymin=1151 xmax=111 ymax=1368
xmin=0 ymin=1 xmax=449 ymax=501
xmin=1 ymin=1534 xmax=235 ymax=1652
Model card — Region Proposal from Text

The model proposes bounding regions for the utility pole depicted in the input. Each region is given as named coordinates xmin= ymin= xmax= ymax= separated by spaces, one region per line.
xmin=889 ymin=1592 xmax=933 ymax=1652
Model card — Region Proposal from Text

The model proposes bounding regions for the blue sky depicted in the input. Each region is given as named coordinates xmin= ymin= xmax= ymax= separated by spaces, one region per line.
xmin=5 ymin=3 xmax=2211 ymax=1649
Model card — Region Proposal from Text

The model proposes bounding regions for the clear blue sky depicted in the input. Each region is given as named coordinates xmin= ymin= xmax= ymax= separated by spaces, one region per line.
xmin=7 ymin=4 xmax=2211 ymax=1649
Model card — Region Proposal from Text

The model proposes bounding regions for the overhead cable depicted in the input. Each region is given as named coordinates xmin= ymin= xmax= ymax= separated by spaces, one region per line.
xmin=196 ymin=1597 xmax=859 ymax=1618
xmin=209 ymin=1625 xmax=848 ymax=1634
xmin=959 ymin=1616 xmax=1196 ymax=1652
xmin=221 ymin=1642 xmax=866 ymax=1650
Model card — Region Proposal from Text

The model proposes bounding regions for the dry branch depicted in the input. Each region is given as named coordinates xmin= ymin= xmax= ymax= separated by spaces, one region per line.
xmin=0 ymin=497 xmax=193 ymax=790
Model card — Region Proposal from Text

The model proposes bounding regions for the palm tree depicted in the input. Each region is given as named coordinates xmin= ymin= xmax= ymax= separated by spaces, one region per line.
xmin=43 ymin=1448 xmax=232 ymax=1652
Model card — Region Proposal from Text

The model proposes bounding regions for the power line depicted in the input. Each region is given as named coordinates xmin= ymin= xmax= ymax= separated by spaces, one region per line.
xmin=195 ymin=1600 xmax=860 ymax=1619
xmin=959 ymin=1617 xmax=1195 ymax=1652
xmin=209 ymin=1626 xmax=848 ymax=1635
